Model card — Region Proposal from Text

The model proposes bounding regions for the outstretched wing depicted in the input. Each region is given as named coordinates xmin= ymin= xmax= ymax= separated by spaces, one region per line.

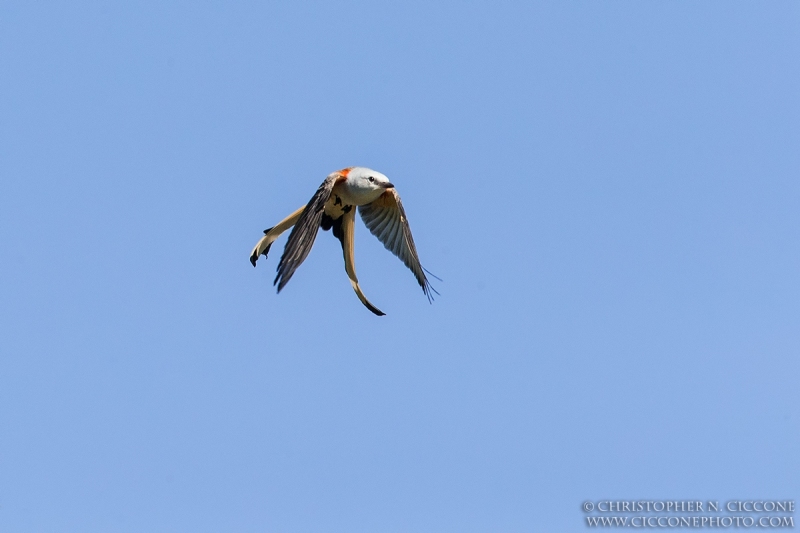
xmin=358 ymin=189 xmax=436 ymax=301
xmin=274 ymin=174 xmax=343 ymax=292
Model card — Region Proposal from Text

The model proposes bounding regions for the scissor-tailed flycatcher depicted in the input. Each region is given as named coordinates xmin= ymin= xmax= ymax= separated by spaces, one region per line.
xmin=250 ymin=167 xmax=436 ymax=315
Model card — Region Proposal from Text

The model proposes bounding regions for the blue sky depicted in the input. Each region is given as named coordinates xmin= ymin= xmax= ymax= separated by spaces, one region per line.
xmin=1 ymin=1 xmax=798 ymax=531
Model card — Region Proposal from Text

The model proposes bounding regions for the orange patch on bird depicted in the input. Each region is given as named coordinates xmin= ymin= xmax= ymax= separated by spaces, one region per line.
xmin=338 ymin=167 xmax=353 ymax=177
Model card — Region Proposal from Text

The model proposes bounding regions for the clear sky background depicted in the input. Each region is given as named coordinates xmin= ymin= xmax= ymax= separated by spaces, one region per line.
xmin=1 ymin=1 xmax=798 ymax=531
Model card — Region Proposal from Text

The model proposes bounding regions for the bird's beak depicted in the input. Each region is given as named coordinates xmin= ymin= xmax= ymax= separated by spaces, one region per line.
xmin=383 ymin=182 xmax=395 ymax=189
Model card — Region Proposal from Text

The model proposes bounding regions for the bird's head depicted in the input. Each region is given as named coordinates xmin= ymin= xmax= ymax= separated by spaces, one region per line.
xmin=346 ymin=167 xmax=394 ymax=192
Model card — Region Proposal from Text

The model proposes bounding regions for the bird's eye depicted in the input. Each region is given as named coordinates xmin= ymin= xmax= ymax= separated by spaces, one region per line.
xmin=368 ymin=177 xmax=375 ymax=182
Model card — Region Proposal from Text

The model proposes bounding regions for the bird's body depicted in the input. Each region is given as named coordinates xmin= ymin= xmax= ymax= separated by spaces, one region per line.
xmin=329 ymin=168 xmax=389 ymax=206
xmin=250 ymin=167 xmax=435 ymax=315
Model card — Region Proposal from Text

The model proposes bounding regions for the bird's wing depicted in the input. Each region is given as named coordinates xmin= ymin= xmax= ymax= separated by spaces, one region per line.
xmin=274 ymin=174 xmax=344 ymax=292
xmin=340 ymin=209 xmax=385 ymax=316
xmin=358 ymin=188 xmax=435 ymax=301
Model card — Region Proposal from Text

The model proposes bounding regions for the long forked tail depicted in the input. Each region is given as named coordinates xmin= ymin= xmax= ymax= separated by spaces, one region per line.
xmin=339 ymin=209 xmax=386 ymax=316
xmin=250 ymin=205 xmax=305 ymax=267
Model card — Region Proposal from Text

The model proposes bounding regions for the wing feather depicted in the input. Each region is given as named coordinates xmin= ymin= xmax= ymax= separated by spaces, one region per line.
xmin=374 ymin=218 xmax=394 ymax=244
xmin=370 ymin=209 xmax=393 ymax=233
xmin=385 ymin=221 xmax=402 ymax=252
xmin=358 ymin=189 xmax=436 ymax=301
xmin=274 ymin=174 xmax=342 ymax=292
xmin=379 ymin=208 xmax=398 ymax=233
xmin=360 ymin=207 xmax=379 ymax=225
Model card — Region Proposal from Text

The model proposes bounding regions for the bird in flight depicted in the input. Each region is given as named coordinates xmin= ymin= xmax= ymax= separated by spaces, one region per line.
xmin=250 ymin=167 xmax=436 ymax=315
